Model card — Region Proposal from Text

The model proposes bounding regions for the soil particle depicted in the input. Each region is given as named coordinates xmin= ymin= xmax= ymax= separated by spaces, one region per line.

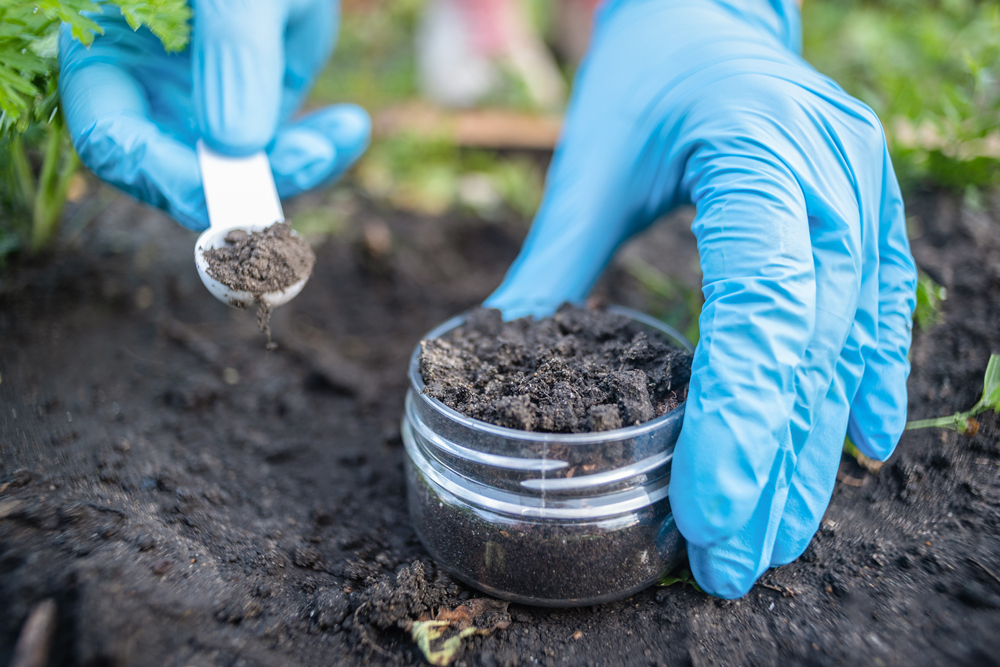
xmin=355 ymin=561 xmax=461 ymax=630
xmin=204 ymin=224 xmax=314 ymax=295
xmin=419 ymin=305 xmax=691 ymax=433
xmin=203 ymin=222 xmax=315 ymax=346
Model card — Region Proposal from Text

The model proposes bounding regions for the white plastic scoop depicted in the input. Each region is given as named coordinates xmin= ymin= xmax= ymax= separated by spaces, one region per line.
xmin=194 ymin=141 xmax=308 ymax=309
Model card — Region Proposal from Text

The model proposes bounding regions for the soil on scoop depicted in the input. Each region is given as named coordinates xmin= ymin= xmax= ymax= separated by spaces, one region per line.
xmin=420 ymin=305 xmax=692 ymax=433
xmin=203 ymin=222 xmax=315 ymax=346
xmin=2 ymin=187 xmax=1000 ymax=666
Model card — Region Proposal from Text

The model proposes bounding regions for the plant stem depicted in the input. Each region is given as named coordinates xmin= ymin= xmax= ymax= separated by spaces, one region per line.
xmin=904 ymin=414 xmax=968 ymax=431
xmin=10 ymin=134 xmax=36 ymax=208
xmin=31 ymin=112 xmax=78 ymax=253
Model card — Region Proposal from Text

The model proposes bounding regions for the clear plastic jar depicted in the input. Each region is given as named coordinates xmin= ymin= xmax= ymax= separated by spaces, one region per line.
xmin=402 ymin=306 xmax=690 ymax=607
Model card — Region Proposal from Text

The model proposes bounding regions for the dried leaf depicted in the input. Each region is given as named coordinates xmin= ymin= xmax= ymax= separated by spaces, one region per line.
xmin=406 ymin=599 xmax=510 ymax=666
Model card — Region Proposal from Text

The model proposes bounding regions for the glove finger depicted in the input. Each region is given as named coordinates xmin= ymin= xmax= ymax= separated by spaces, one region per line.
xmin=280 ymin=1 xmax=337 ymax=123
xmin=768 ymin=237 xmax=866 ymax=564
xmin=686 ymin=107 xmax=872 ymax=581
xmin=772 ymin=116 xmax=903 ymax=563
xmin=687 ymin=428 xmax=795 ymax=598
xmin=848 ymin=148 xmax=917 ymax=460
xmin=483 ymin=152 xmax=637 ymax=319
xmin=193 ymin=0 xmax=287 ymax=154
xmin=58 ymin=58 xmax=207 ymax=230
xmin=268 ymin=104 xmax=371 ymax=198
xmin=484 ymin=19 xmax=689 ymax=320
xmin=769 ymin=367 xmax=853 ymax=565
xmin=669 ymin=141 xmax=815 ymax=547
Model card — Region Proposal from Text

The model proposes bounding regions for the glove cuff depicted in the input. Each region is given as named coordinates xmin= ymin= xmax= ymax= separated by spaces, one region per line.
xmin=596 ymin=0 xmax=802 ymax=55
xmin=707 ymin=0 xmax=802 ymax=54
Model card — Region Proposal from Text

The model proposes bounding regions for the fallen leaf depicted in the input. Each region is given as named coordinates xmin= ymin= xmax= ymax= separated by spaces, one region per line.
xmin=406 ymin=599 xmax=510 ymax=666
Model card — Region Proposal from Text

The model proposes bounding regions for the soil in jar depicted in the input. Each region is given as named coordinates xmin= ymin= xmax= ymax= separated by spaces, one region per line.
xmin=407 ymin=458 xmax=684 ymax=605
xmin=413 ymin=305 xmax=691 ymax=604
xmin=202 ymin=222 xmax=315 ymax=346
xmin=419 ymin=305 xmax=693 ymax=433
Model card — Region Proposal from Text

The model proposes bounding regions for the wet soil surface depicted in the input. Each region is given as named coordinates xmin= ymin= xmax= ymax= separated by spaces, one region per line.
xmin=420 ymin=306 xmax=692 ymax=432
xmin=2 ymin=187 xmax=1000 ymax=666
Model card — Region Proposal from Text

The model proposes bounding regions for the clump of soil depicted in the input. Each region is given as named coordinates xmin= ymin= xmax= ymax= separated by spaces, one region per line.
xmin=203 ymin=222 xmax=315 ymax=346
xmin=419 ymin=305 xmax=692 ymax=433
xmin=354 ymin=561 xmax=460 ymax=630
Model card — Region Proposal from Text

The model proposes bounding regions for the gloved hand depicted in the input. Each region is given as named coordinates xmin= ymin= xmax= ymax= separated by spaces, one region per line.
xmin=486 ymin=0 xmax=917 ymax=598
xmin=58 ymin=0 xmax=370 ymax=231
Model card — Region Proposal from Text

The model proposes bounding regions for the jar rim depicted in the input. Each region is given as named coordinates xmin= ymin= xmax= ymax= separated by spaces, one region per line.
xmin=408 ymin=305 xmax=692 ymax=444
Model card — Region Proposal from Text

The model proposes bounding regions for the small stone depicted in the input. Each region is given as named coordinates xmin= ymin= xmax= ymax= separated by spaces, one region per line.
xmin=136 ymin=533 xmax=156 ymax=552
xmin=0 ymin=499 xmax=23 ymax=520
xmin=293 ymin=545 xmax=324 ymax=570
xmin=152 ymin=559 xmax=173 ymax=575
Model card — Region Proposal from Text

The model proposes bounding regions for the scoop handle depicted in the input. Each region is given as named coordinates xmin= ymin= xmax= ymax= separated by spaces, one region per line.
xmin=197 ymin=141 xmax=284 ymax=231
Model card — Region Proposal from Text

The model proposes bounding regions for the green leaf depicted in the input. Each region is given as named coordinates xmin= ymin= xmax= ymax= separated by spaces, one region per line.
xmin=907 ymin=354 xmax=1000 ymax=434
xmin=34 ymin=0 xmax=104 ymax=47
xmin=913 ymin=272 xmax=946 ymax=330
xmin=0 ymin=0 xmax=191 ymax=135
xmin=979 ymin=354 xmax=1000 ymax=412
xmin=112 ymin=0 xmax=191 ymax=53
xmin=657 ymin=567 xmax=703 ymax=592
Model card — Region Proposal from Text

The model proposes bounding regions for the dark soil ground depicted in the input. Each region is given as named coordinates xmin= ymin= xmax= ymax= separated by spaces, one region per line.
xmin=2 ymin=185 xmax=999 ymax=667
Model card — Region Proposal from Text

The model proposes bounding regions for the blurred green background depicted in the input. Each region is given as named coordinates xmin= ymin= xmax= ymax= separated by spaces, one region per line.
xmin=307 ymin=0 xmax=1000 ymax=222
xmin=2 ymin=0 xmax=998 ymax=261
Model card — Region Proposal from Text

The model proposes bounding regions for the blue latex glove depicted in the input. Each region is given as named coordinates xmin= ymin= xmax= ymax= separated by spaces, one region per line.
xmin=486 ymin=0 xmax=917 ymax=598
xmin=58 ymin=0 xmax=370 ymax=231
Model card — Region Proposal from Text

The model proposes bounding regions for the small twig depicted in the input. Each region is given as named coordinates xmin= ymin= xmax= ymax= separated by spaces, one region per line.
xmin=11 ymin=599 xmax=57 ymax=667
xmin=85 ymin=502 xmax=126 ymax=517
xmin=759 ymin=582 xmax=798 ymax=597
xmin=836 ymin=471 xmax=865 ymax=487
xmin=969 ymin=558 xmax=1000 ymax=589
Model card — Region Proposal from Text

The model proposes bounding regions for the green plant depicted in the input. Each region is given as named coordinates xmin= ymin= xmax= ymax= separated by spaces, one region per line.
xmin=657 ymin=566 xmax=702 ymax=592
xmin=906 ymin=354 xmax=1000 ymax=436
xmin=842 ymin=436 xmax=885 ymax=474
xmin=0 ymin=1 xmax=190 ymax=256
xmin=913 ymin=271 xmax=947 ymax=330
xmin=309 ymin=0 xmax=423 ymax=112
xmin=355 ymin=131 xmax=543 ymax=219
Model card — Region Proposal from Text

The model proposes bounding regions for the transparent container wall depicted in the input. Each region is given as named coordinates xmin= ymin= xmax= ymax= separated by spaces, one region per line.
xmin=403 ymin=306 xmax=691 ymax=606
xmin=406 ymin=457 xmax=684 ymax=607
xmin=406 ymin=308 xmax=689 ymax=499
